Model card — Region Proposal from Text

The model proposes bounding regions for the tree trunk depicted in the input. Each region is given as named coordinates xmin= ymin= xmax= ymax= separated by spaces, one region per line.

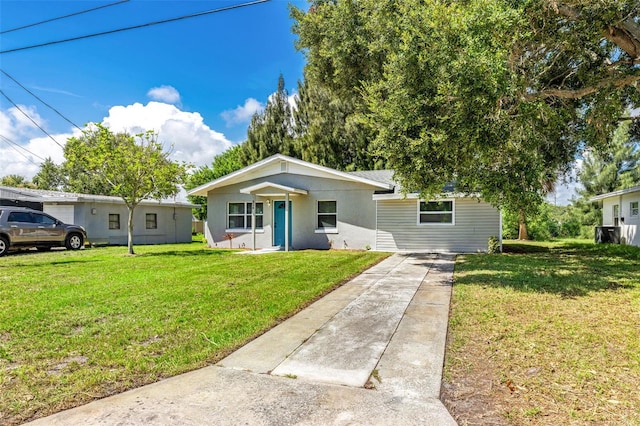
xmin=518 ymin=209 xmax=529 ymax=240
xmin=127 ymin=205 xmax=135 ymax=255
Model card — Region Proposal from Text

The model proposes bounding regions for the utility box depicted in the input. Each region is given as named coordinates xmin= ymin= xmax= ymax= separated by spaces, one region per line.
xmin=595 ymin=226 xmax=621 ymax=244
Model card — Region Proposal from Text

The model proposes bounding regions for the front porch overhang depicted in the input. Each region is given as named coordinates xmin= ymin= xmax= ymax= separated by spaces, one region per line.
xmin=239 ymin=182 xmax=308 ymax=253
xmin=239 ymin=182 xmax=308 ymax=197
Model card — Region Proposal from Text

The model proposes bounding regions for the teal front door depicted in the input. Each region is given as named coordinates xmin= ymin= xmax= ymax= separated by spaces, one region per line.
xmin=273 ymin=201 xmax=292 ymax=247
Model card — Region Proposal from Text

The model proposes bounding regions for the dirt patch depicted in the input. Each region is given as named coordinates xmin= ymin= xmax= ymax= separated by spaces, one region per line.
xmin=48 ymin=356 xmax=89 ymax=376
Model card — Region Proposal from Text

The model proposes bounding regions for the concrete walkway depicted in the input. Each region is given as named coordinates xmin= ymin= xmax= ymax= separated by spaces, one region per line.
xmin=27 ymin=253 xmax=457 ymax=426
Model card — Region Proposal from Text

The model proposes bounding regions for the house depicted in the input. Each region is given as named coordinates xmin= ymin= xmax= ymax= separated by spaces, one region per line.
xmin=187 ymin=154 xmax=501 ymax=252
xmin=0 ymin=186 xmax=197 ymax=245
xmin=590 ymin=185 xmax=640 ymax=246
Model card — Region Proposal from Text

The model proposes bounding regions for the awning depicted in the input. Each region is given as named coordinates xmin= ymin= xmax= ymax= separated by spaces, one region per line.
xmin=240 ymin=182 xmax=308 ymax=197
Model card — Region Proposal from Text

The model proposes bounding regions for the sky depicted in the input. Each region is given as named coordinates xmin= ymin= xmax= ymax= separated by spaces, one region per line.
xmin=0 ymin=0 xmax=581 ymax=205
xmin=0 ymin=0 xmax=306 ymax=182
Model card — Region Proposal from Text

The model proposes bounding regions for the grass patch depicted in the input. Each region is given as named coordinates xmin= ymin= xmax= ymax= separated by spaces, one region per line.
xmin=443 ymin=239 xmax=640 ymax=425
xmin=0 ymin=244 xmax=388 ymax=424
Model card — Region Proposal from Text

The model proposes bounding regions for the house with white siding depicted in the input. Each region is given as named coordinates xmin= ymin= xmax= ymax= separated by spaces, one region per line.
xmin=188 ymin=154 xmax=501 ymax=252
xmin=0 ymin=186 xmax=197 ymax=246
xmin=590 ymin=186 xmax=640 ymax=246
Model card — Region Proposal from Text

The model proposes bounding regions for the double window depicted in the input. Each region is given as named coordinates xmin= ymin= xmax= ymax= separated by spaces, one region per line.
xmin=228 ymin=202 xmax=263 ymax=230
xmin=419 ymin=200 xmax=454 ymax=224
xmin=109 ymin=214 xmax=120 ymax=230
xmin=317 ymin=201 xmax=337 ymax=229
xmin=146 ymin=213 xmax=157 ymax=229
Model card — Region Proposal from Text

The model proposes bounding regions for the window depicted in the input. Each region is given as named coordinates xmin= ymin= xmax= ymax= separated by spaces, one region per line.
xmin=419 ymin=200 xmax=454 ymax=224
xmin=227 ymin=202 xmax=263 ymax=230
xmin=631 ymin=201 xmax=639 ymax=218
xmin=7 ymin=211 xmax=32 ymax=222
xmin=145 ymin=213 xmax=157 ymax=229
xmin=613 ymin=204 xmax=620 ymax=226
xmin=33 ymin=214 xmax=56 ymax=225
xmin=317 ymin=201 xmax=337 ymax=229
xmin=109 ymin=214 xmax=120 ymax=230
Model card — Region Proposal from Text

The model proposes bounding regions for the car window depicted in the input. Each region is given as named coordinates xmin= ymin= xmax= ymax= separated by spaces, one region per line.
xmin=7 ymin=211 xmax=33 ymax=223
xmin=34 ymin=214 xmax=57 ymax=225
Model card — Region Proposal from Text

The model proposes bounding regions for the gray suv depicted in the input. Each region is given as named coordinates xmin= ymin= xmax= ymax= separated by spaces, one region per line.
xmin=0 ymin=207 xmax=87 ymax=256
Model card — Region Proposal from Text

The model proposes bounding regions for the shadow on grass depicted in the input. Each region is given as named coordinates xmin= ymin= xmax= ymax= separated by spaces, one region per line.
xmin=455 ymin=241 xmax=640 ymax=297
xmin=138 ymin=249 xmax=236 ymax=257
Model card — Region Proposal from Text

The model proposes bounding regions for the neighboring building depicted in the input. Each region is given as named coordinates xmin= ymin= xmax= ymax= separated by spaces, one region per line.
xmin=188 ymin=154 xmax=501 ymax=252
xmin=591 ymin=186 xmax=640 ymax=247
xmin=0 ymin=186 xmax=197 ymax=245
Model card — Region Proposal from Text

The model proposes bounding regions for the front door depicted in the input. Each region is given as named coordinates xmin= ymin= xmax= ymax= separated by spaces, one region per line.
xmin=273 ymin=201 xmax=292 ymax=247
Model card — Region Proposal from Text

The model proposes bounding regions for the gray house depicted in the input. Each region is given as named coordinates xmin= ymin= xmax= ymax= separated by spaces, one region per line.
xmin=188 ymin=154 xmax=501 ymax=252
xmin=591 ymin=185 xmax=640 ymax=246
xmin=0 ymin=186 xmax=196 ymax=245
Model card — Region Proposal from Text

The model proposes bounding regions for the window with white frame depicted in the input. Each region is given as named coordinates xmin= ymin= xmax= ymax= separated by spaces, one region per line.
xmin=109 ymin=213 xmax=120 ymax=230
xmin=146 ymin=213 xmax=157 ymax=229
xmin=317 ymin=201 xmax=337 ymax=229
xmin=228 ymin=202 xmax=263 ymax=230
xmin=631 ymin=201 xmax=639 ymax=218
xmin=419 ymin=200 xmax=454 ymax=224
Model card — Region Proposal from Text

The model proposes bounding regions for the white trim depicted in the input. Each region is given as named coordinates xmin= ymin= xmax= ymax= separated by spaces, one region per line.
xmin=240 ymin=181 xmax=308 ymax=196
xmin=417 ymin=199 xmax=455 ymax=226
xmin=187 ymin=154 xmax=393 ymax=196
xmin=590 ymin=185 xmax=640 ymax=201
xmin=372 ymin=191 xmax=477 ymax=201
xmin=227 ymin=201 xmax=263 ymax=231
xmin=630 ymin=201 xmax=639 ymax=218
xmin=316 ymin=200 xmax=338 ymax=231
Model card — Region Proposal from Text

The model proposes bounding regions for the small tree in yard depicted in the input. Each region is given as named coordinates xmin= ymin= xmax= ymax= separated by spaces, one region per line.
xmin=65 ymin=124 xmax=188 ymax=254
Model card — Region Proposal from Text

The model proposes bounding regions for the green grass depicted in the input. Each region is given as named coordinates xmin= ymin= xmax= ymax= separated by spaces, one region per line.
xmin=0 ymin=244 xmax=388 ymax=424
xmin=445 ymin=240 xmax=640 ymax=425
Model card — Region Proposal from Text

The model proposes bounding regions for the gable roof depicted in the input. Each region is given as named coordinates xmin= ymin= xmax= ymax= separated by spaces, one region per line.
xmin=187 ymin=154 xmax=395 ymax=196
xmin=0 ymin=186 xmax=197 ymax=208
xmin=590 ymin=185 xmax=640 ymax=201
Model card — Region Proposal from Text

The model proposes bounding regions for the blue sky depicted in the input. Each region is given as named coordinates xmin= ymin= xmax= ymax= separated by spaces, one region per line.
xmin=1 ymin=0 xmax=306 ymax=179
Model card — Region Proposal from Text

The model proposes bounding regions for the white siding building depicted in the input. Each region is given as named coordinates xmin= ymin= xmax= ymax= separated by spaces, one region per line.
xmin=188 ymin=154 xmax=501 ymax=253
xmin=591 ymin=186 xmax=640 ymax=247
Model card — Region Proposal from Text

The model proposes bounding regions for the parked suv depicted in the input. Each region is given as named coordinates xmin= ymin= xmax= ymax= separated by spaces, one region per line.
xmin=0 ymin=207 xmax=87 ymax=256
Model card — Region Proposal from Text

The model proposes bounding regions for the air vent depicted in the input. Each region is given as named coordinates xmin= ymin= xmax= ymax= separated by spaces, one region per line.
xmin=280 ymin=161 xmax=288 ymax=172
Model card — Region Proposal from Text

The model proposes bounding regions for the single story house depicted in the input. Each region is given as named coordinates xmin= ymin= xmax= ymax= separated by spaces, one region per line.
xmin=590 ymin=185 xmax=640 ymax=246
xmin=0 ymin=186 xmax=197 ymax=245
xmin=187 ymin=154 xmax=501 ymax=252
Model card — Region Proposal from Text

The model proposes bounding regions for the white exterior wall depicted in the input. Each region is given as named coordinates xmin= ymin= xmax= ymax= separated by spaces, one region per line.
xmin=43 ymin=204 xmax=74 ymax=224
xmin=601 ymin=192 xmax=640 ymax=246
xmin=375 ymin=198 xmax=500 ymax=252
xmin=206 ymin=174 xmax=378 ymax=250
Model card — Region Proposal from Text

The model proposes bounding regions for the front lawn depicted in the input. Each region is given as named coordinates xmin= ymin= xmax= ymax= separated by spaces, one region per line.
xmin=443 ymin=240 xmax=640 ymax=425
xmin=0 ymin=244 xmax=388 ymax=425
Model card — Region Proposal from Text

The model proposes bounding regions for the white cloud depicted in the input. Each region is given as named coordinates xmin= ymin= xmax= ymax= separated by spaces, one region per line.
xmin=102 ymin=101 xmax=232 ymax=167
xmin=147 ymin=85 xmax=181 ymax=105
xmin=1 ymin=101 xmax=232 ymax=183
xmin=221 ymin=98 xmax=264 ymax=126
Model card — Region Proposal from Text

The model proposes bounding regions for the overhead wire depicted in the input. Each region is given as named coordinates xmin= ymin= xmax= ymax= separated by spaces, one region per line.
xmin=0 ymin=69 xmax=83 ymax=131
xmin=0 ymin=0 xmax=271 ymax=54
xmin=0 ymin=90 xmax=64 ymax=149
xmin=0 ymin=134 xmax=44 ymax=164
xmin=0 ymin=0 xmax=130 ymax=35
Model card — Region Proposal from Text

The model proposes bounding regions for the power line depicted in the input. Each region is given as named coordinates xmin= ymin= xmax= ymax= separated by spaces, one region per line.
xmin=0 ymin=90 xmax=64 ymax=149
xmin=0 ymin=0 xmax=130 ymax=35
xmin=0 ymin=69 xmax=83 ymax=131
xmin=0 ymin=0 xmax=271 ymax=55
xmin=0 ymin=134 xmax=44 ymax=164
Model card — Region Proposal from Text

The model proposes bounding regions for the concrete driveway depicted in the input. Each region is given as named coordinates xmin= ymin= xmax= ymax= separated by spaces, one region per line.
xmin=27 ymin=253 xmax=457 ymax=425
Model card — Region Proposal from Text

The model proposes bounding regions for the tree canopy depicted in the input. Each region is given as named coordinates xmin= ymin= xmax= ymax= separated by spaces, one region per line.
xmin=65 ymin=124 xmax=188 ymax=254
xmin=291 ymin=0 xmax=640 ymax=216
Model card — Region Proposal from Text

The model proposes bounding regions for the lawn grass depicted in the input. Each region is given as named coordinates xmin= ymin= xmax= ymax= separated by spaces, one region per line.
xmin=443 ymin=240 xmax=640 ymax=425
xmin=0 ymin=243 xmax=389 ymax=424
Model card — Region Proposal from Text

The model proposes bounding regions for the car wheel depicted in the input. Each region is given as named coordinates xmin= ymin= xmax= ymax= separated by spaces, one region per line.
xmin=65 ymin=233 xmax=84 ymax=250
xmin=0 ymin=236 xmax=8 ymax=256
